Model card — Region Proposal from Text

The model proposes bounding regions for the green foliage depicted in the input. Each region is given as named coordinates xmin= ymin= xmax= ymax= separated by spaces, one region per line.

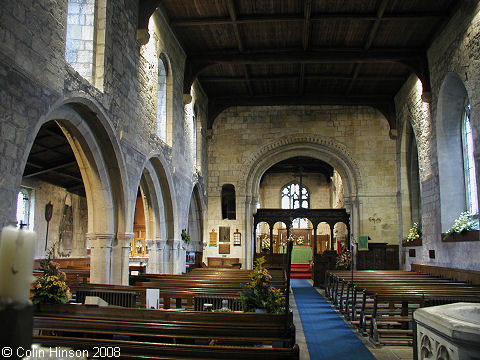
xmin=239 ymin=257 xmax=285 ymax=313
xmin=31 ymin=244 xmax=70 ymax=304
xmin=336 ymin=246 xmax=351 ymax=270
xmin=444 ymin=212 xmax=478 ymax=238
xmin=181 ymin=229 xmax=191 ymax=244
xmin=404 ymin=222 xmax=422 ymax=243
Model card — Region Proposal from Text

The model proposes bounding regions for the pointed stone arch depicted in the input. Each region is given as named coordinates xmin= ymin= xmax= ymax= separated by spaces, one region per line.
xmin=135 ymin=153 xmax=177 ymax=273
xmin=27 ymin=96 xmax=129 ymax=284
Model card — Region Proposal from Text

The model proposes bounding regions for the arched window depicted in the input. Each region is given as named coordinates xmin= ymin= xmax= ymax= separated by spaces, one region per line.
xmin=184 ymin=100 xmax=196 ymax=166
xmin=437 ymin=73 xmax=478 ymax=232
xmin=221 ymin=184 xmax=236 ymax=220
xmin=65 ymin=0 xmax=106 ymax=89
xmin=16 ymin=186 xmax=34 ymax=230
xmin=281 ymin=183 xmax=309 ymax=210
xmin=157 ymin=58 xmax=167 ymax=141
xmin=462 ymin=101 xmax=478 ymax=215
xmin=281 ymin=183 xmax=309 ymax=228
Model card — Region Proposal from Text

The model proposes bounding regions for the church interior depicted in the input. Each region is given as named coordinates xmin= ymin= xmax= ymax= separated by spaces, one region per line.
xmin=1 ymin=0 xmax=480 ymax=359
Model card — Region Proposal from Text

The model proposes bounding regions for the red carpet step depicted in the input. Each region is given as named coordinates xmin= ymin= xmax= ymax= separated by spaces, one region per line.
xmin=290 ymin=263 xmax=311 ymax=279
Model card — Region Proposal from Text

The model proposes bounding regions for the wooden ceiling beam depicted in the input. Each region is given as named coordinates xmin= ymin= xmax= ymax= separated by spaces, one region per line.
xmin=214 ymin=94 xmax=392 ymax=104
xmin=225 ymin=0 xmax=254 ymax=97
xmin=190 ymin=48 xmax=423 ymax=65
xmin=364 ymin=0 xmax=389 ymax=50
xmin=346 ymin=0 xmax=388 ymax=95
xmin=299 ymin=0 xmax=312 ymax=95
xmin=171 ymin=12 xmax=448 ymax=26
xmin=208 ymin=95 xmax=395 ymax=129
xmin=23 ymin=161 xmax=78 ymax=178
xmin=226 ymin=0 xmax=243 ymax=52
xmin=199 ymin=74 xmax=407 ymax=82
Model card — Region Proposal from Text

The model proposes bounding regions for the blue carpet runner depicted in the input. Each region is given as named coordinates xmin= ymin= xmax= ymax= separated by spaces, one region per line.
xmin=291 ymin=279 xmax=376 ymax=360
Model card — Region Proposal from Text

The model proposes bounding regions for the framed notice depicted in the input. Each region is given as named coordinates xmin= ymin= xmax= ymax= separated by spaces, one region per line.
xmin=358 ymin=235 xmax=369 ymax=251
xmin=219 ymin=243 xmax=230 ymax=254
xmin=219 ymin=226 xmax=230 ymax=242
xmin=209 ymin=229 xmax=217 ymax=247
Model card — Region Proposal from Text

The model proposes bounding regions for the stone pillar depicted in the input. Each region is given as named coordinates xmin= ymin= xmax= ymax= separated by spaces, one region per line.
xmin=172 ymin=240 xmax=184 ymax=274
xmin=88 ymin=233 xmax=114 ymax=284
xmin=156 ymin=238 xmax=167 ymax=274
xmin=115 ymin=232 xmax=134 ymax=285
xmin=146 ymin=238 xmax=156 ymax=273
xmin=70 ymin=197 xmax=87 ymax=258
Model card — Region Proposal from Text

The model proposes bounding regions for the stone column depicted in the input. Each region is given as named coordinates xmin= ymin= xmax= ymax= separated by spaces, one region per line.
xmin=156 ymin=238 xmax=167 ymax=274
xmin=88 ymin=233 xmax=114 ymax=284
xmin=146 ymin=238 xmax=156 ymax=273
xmin=172 ymin=240 xmax=185 ymax=274
xmin=112 ymin=232 xmax=134 ymax=285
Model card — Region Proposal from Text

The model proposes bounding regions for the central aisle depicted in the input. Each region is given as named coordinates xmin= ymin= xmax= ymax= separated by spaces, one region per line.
xmin=291 ymin=279 xmax=376 ymax=360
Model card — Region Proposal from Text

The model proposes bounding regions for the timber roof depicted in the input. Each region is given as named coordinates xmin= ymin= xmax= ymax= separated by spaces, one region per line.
xmin=141 ymin=0 xmax=460 ymax=129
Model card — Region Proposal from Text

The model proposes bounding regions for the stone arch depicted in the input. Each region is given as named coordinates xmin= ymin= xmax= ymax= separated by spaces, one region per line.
xmin=27 ymin=96 xmax=129 ymax=284
xmin=240 ymin=133 xmax=362 ymax=267
xmin=240 ymin=134 xmax=362 ymax=199
xmin=136 ymin=153 xmax=176 ymax=273
xmin=436 ymin=72 xmax=471 ymax=231
xmin=187 ymin=184 xmax=204 ymax=252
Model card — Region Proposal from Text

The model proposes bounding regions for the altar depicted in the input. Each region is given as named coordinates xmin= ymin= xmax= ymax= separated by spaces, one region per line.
xmin=280 ymin=245 xmax=312 ymax=264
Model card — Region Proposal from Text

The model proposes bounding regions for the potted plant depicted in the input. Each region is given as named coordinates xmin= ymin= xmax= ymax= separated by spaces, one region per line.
xmin=442 ymin=212 xmax=479 ymax=242
xmin=31 ymin=244 xmax=70 ymax=304
xmin=403 ymin=222 xmax=422 ymax=246
xmin=239 ymin=257 xmax=285 ymax=313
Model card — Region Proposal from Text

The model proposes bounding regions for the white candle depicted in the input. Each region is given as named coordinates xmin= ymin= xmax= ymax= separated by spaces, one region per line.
xmin=0 ymin=226 xmax=37 ymax=304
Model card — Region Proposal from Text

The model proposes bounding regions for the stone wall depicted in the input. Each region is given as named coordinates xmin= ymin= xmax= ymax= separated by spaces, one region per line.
xmin=395 ymin=2 xmax=480 ymax=270
xmin=0 ymin=1 xmax=206 ymax=279
xmin=205 ymin=105 xmax=398 ymax=267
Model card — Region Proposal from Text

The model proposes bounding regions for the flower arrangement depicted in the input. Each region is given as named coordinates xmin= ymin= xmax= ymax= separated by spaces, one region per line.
xmin=31 ymin=245 xmax=70 ymax=304
xmin=181 ymin=229 xmax=191 ymax=244
xmin=296 ymin=236 xmax=304 ymax=245
xmin=336 ymin=246 xmax=351 ymax=270
xmin=444 ymin=212 xmax=478 ymax=238
xmin=261 ymin=235 xmax=270 ymax=252
xmin=404 ymin=222 xmax=422 ymax=243
xmin=239 ymin=257 xmax=285 ymax=313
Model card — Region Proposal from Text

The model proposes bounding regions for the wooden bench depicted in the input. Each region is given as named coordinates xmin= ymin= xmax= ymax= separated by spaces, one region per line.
xmin=33 ymin=304 xmax=298 ymax=359
xmin=325 ymin=270 xmax=480 ymax=346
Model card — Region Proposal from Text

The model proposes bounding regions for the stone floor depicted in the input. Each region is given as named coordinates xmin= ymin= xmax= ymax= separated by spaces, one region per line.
xmin=290 ymin=281 xmax=414 ymax=360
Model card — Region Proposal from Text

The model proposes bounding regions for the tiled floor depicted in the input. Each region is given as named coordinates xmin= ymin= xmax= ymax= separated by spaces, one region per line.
xmin=290 ymin=281 xmax=414 ymax=360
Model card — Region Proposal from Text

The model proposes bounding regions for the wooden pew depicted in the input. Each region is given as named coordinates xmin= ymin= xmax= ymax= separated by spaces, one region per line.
xmin=325 ymin=270 xmax=480 ymax=346
xmin=33 ymin=304 xmax=298 ymax=359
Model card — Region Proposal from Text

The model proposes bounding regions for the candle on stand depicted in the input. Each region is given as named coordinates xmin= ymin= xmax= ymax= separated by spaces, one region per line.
xmin=0 ymin=226 xmax=37 ymax=304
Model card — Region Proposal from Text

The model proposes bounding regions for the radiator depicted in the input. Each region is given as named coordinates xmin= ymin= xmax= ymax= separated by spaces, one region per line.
xmin=194 ymin=295 xmax=243 ymax=311
xmin=75 ymin=289 xmax=138 ymax=308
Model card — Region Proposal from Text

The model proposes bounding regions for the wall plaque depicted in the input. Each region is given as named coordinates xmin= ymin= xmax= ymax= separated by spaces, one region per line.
xmin=219 ymin=226 xmax=230 ymax=242
xmin=209 ymin=229 xmax=217 ymax=247
xmin=219 ymin=243 xmax=230 ymax=254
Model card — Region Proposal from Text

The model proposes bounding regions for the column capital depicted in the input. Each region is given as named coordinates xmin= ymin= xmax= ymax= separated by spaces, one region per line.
xmin=87 ymin=233 xmax=115 ymax=248
xmin=117 ymin=232 xmax=135 ymax=247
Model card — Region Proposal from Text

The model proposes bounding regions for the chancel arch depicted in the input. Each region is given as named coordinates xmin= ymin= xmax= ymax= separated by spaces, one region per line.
xmin=242 ymin=134 xmax=361 ymax=268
